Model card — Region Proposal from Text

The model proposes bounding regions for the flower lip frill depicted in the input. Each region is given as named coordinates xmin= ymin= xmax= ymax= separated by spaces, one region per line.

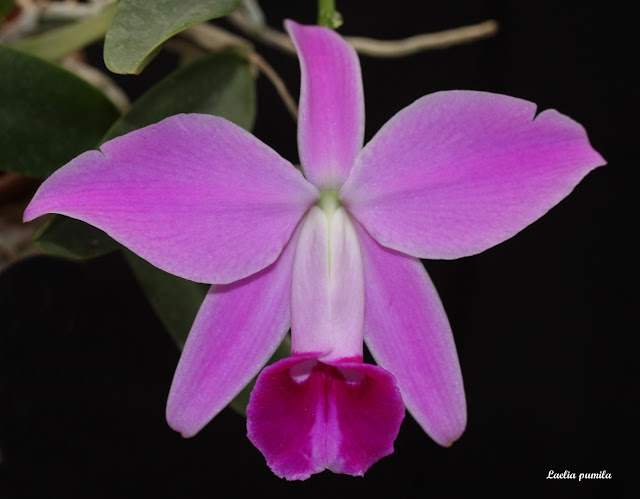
xmin=23 ymin=20 xmax=606 ymax=480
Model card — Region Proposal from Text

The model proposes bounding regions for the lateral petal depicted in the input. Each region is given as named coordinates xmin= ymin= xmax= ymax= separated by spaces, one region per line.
xmin=356 ymin=221 xmax=466 ymax=447
xmin=24 ymin=114 xmax=318 ymax=284
xmin=342 ymin=91 xmax=605 ymax=259
xmin=165 ymin=223 xmax=300 ymax=438
xmin=285 ymin=20 xmax=364 ymax=189
xmin=247 ymin=356 xmax=404 ymax=480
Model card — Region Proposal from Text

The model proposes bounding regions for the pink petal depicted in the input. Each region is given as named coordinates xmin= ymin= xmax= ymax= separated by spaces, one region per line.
xmin=24 ymin=114 xmax=318 ymax=284
xmin=342 ymin=91 xmax=606 ymax=259
xmin=290 ymin=209 xmax=331 ymax=357
xmin=247 ymin=356 xmax=405 ymax=480
xmin=291 ymin=207 xmax=365 ymax=361
xmin=285 ymin=20 xmax=364 ymax=189
xmin=355 ymin=221 xmax=466 ymax=447
xmin=166 ymin=223 xmax=300 ymax=437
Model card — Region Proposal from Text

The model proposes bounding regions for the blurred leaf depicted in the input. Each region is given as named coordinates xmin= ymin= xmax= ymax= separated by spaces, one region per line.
xmin=0 ymin=0 xmax=14 ymax=18
xmin=0 ymin=44 xmax=120 ymax=178
xmin=103 ymin=48 xmax=256 ymax=140
xmin=123 ymin=250 xmax=208 ymax=348
xmin=104 ymin=0 xmax=241 ymax=74
xmin=228 ymin=336 xmax=291 ymax=416
xmin=13 ymin=2 xmax=116 ymax=62
xmin=33 ymin=216 xmax=120 ymax=260
xmin=35 ymin=49 xmax=255 ymax=261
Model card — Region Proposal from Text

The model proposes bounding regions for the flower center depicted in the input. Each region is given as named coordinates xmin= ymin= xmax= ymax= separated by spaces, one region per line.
xmin=317 ymin=190 xmax=341 ymax=226
xmin=316 ymin=190 xmax=341 ymax=273
xmin=291 ymin=191 xmax=364 ymax=362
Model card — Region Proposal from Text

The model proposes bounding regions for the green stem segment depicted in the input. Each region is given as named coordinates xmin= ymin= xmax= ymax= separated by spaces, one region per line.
xmin=318 ymin=0 xmax=341 ymax=29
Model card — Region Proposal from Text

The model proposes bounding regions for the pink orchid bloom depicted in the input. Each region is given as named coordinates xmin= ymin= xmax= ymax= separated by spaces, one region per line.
xmin=24 ymin=20 xmax=604 ymax=480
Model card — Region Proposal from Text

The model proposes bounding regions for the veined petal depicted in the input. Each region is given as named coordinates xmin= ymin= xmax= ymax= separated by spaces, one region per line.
xmin=166 ymin=223 xmax=301 ymax=437
xmin=247 ymin=356 xmax=405 ymax=480
xmin=328 ymin=208 xmax=365 ymax=361
xmin=24 ymin=114 xmax=319 ymax=284
xmin=355 ymin=221 xmax=466 ymax=447
xmin=285 ymin=20 xmax=364 ymax=189
xmin=291 ymin=207 xmax=364 ymax=361
xmin=291 ymin=208 xmax=331 ymax=356
xmin=342 ymin=91 xmax=605 ymax=259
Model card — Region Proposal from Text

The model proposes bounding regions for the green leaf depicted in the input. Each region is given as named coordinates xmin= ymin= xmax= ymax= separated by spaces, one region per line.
xmin=103 ymin=48 xmax=256 ymax=140
xmin=35 ymin=49 xmax=255 ymax=261
xmin=12 ymin=2 xmax=116 ymax=62
xmin=123 ymin=250 xmax=208 ymax=348
xmin=104 ymin=0 xmax=241 ymax=74
xmin=0 ymin=44 xmax=120 ymax=178
xmin=33 ymin=215 xmax=121 ymax=260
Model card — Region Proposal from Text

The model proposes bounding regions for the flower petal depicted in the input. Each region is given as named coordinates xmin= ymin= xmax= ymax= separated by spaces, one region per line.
xmin=285 ymin=20 xmax=364 ymax=189
xmin=166 ymin=224 xmax=300 ymax=437
xmin=342 ymin=91 xmax=605 ymax=259
xmin=291 ymin=207 xmax=365 ymax=361
xmin=247 ymin=356 xmax=405 ymax=480
xmin=355 ymin=221 xmax=466 ymax=447
xmin=24 ymin=114 xmax=318 ymax=284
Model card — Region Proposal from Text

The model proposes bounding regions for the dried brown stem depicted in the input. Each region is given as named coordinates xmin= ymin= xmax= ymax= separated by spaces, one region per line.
xmin=181 ymin=22 xmax=253 ymax=52
xmin=348 ymin=20 xmax=499 ymax=57
xmin=61 ymin=54 xmax=130 ymax=112
xmin=227 ymin=10 xmax=295 ymax=55
xmin=179 ymin=23 xmax=298 ymax=122
xmin=228 ymin=9 xmax=498 ymax=58
xmin=248 ymin=51 xmax=298 ymax=121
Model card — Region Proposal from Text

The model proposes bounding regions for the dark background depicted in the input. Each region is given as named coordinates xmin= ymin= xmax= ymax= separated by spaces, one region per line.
xmin=1 ymin=1 xmax=636 ymax=497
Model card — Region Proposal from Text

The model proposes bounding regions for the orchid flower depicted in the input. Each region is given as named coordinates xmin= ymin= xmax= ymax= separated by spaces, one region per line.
xmin=23 ymin=21 xmax=604 ymax=480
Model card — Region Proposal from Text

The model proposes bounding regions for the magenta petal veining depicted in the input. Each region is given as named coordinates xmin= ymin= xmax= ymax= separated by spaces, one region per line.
xmin=341 ymin=91 xmax=605 ymax=260
xmin=355 ymin=220 xmax=466 ymax=446
xmin=25 ymin=114 xmax=318 ymax=284
xmin=166 ymin=223 xmax=301 ymax=437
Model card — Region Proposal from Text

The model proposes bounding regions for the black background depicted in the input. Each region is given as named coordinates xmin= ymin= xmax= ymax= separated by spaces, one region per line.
xmin=1 ymin=1 xmax=636 ymax=497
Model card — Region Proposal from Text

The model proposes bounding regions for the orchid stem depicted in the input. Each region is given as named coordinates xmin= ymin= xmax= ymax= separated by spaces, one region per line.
xmin=248 ymin=52 xmax=298 ymax=122
xmin=227 ymin=10 xmax=497 ymax=58
xmin=317 ymin=0 xmax=342 ymax=29
xmin=176 ymin=24 xmax=298 ymax=121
